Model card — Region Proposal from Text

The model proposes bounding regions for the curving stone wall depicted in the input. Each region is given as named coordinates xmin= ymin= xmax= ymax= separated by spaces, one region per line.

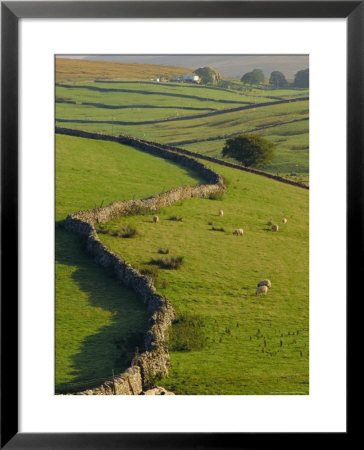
xmin=59 ymin=129 xmax=226 ymax=395
xmin=56 ymin=126 xmax=308 ymax=189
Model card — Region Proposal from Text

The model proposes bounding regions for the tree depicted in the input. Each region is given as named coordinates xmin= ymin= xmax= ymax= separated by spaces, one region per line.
xmin=252 ymin=68 xmax=265 ymax=84
xmin=269 ymin=71 xmax=288 ymax=88
xmin=222 ymin=134 xmax=274 ymax=167
xmin=241 ymin=68 xmax=265 ymax=85
xmin=294 ymin=68 xmax=309 ymax=88
xmin=241 ymin=72 xmax=255 ymax=84
xmin=194 ymin=67 xmax=220 ymax=84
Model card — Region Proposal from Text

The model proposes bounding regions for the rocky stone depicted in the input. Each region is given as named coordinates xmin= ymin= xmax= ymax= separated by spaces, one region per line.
xmin=142 ymin=386 xmax=175 ymax=395
xmin=59 ymin=127 xmax=226 ymax=395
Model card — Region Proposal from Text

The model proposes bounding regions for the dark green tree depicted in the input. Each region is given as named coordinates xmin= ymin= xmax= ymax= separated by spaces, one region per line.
xmin=269 ymin=71 xmax=288 ymax=88
xmin=294 ymin=68 xmax=309 ymax=87
xmin=194 ymin=67 xmax=220 ymax=84
xmin=241 ymin=68 xmax=265 ymax=85
xmin=222 ymin=134 xmax=274 ymax=167
xmin=241 ymin=72 xmax=254 ymax=84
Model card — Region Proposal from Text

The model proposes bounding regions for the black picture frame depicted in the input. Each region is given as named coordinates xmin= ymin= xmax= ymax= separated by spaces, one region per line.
xmin=1 ymin=1 xmax=358 ymax=448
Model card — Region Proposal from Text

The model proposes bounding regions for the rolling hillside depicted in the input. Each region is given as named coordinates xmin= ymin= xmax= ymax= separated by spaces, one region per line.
xmin=56 ymin=57 xmax=192 ymax=81
xmin=95 ymin=149 xmax=309 ymax=395
xmin=55 ymin=58 xmax=309 ymax=394
xmin=56 ymin=133 xmax=204 ymax=393
xmin=55 ymin=74 xmax=309 ymax=184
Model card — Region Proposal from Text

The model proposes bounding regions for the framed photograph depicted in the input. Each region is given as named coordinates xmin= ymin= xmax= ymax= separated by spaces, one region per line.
xmin=2 ymin=1 xmax=357 ymax=447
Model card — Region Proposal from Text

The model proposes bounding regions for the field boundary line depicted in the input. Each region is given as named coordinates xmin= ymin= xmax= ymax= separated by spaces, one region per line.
xmin=168 ymin=117 xmax=309 ymax=146
xmin=58 ymin=128 xmax=226 ymax=395
xmin=163 ymin=143 xmax=309 ymax=190
xmin=56 ymin=82 xmax=252 ymax=105
xmin=56 ymin=127 xmax=308 ymax=190
xmin=56 ymin=90 xmax=308 ymax=126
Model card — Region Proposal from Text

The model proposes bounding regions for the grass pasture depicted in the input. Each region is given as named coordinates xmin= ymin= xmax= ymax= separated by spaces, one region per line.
xmin=55 ymin=59 xmax=309 ymax=395
xmin=96 ymin=159 xmax=309 ymax=395
xmin=181 ymin=119 xmax=309 ymax=183
xmin=55 ymin=134 xmax=204 ymax=393
xmin=59 ymin=80 xmax=278 ymax=104
xmin=55 ymin=79 xmax=309 ymax=181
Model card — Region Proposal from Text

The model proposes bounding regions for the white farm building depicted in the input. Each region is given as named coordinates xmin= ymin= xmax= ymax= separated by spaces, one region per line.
xmin=182 ymin=73 xmax=200 ymax=83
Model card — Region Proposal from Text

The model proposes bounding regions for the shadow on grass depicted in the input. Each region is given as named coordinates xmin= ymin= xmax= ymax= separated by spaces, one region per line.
xmin=55 ymin=226 xmax=150 ymax=394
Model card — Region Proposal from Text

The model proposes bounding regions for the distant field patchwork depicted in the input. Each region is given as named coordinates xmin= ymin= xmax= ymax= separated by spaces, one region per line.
xmin=56 ymin=80 xmax=309 ymax=183
xmin=55 ymin=59 xmax=309 ymax=395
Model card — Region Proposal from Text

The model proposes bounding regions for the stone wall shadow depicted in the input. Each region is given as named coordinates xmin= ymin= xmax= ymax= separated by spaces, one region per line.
xmin=55 ymin=227 xmax=150 ymax=394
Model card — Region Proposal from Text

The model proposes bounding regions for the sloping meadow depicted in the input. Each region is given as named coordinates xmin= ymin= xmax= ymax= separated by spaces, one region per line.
xmin=56 ymin=134 xmax=205 ymax=393
xmin=55 ymin=75 xmax=309 ymax=394
xmin=55 ymin=80 xmax=309 ymax=182
xmin=95 ymin=157 xmax=309 ymax=395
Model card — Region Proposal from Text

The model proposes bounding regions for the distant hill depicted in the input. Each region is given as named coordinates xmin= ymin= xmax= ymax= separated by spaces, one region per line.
xmin=79 ymin=55 xmax=309 ymax=79
xmin=56 ymin=57 xmax=192 ymax=81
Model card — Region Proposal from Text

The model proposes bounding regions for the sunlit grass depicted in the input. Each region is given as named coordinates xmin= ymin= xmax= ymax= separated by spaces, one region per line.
xmin=55 ymin=134 xmax=203 ymax=392
xmin=97 ymin=160 xmax=309 ymax=394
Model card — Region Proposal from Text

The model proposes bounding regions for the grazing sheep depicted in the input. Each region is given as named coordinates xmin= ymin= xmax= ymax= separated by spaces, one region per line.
xmin=256 ymin=285 xmax=268 ymax=295
xmin=271 ymin=224 xmax=279 ymax=232
xmin=219 ymin=210 xmax=224 ymax=216
xmin=257 ymin=279 xmax=271 ymax=289
xmin=282 ymin=218 xmax=287 ymax=224
xmin=233 ymin=228 xmax=244 ymax=236
xmin=153 ymin=215 xmax=159 ymax=223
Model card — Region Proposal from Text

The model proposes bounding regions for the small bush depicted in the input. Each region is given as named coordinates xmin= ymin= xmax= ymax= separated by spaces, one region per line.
xmin=208 ymin=221 xmax=213 ymax=226
xmin=126 ymin=204 xmax=157 ymax=216
xmin=148 ymin=256 xmax=184 ymax=270
xmin=168 ymin=215 xmax=183 ymax=221
xmin=112 ymin=225 xmax=138 ymax=238
xmin=142 ymin=366 xmax=162 ymax=390
xmin=96 ymin=223 xmax=109 ymax=234
xmin=140 ymin=266 xmax=159 ymax=284
xmin=168 ymin=314 xmax=207 ymax=352
xmin=209 ymin=192 xmax=224 ymax=201
xmin=161 ymin=280 xmax=169 ymax=289
xmin=158 ymin=248 xmax=169 ymax=255
xmin=211 ymin=226 xmax=225 ymax=232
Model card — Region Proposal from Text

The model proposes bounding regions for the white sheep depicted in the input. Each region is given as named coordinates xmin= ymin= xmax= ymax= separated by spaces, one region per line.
xmin=218 ymin=210 xmax=224 ymax=216
xmin=256 ymin=285 xmax=268 ymax=295
xmin=153 ymin=215 xmax=159 ymax=223
xmin=282 ymin=218 xmax=287 ymax=224
xmin=271 ymin=224 xmax=279 ymax=232
xmin=233 ymin=228 xmax=244 ymax=236
xmin=257 ymin=279 xmax=271 ymax=289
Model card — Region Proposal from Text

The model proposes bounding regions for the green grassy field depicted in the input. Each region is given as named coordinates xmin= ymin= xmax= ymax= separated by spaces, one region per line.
xmin=56 ymin=80 xmax=280 ymax=104
xmin=56 ymin=102 xmax=215 ymax=123
xmin=55 ymin=61 xmax=309 ymax=395
xmin=55 ymin=80 xmax=309 ymax=182
xmin=181 ymin=119 xmax=309 ymax=183
xmin=55 ymin=134 xmax=204 ymax=393
xmin=96 ymin=159 xmax=309 ymax=395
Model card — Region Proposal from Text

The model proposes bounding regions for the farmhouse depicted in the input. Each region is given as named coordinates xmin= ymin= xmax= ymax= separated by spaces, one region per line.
xmin=183 ymin=73 xmax=201 ymax=83
xmin=170 ymin=74 xmax=201 ymax=83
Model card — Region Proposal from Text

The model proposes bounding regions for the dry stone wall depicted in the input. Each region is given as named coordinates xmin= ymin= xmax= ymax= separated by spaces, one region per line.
xmin=57 ymin=126 xmax=307 ymax=394
xmin=56 ymin=126 xmax=308 ymax=189
xmin=58 ymin=128 xmax=225 ymax=395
